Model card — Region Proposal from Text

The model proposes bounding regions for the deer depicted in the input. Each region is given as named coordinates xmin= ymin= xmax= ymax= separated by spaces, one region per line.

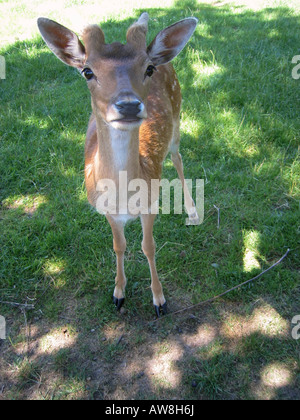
xmin=37 ymin=12 xmax=199 ymax=317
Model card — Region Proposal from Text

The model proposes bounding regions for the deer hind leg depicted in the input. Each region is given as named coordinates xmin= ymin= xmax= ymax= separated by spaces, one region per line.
xmin=170 ymin=125 xmax=199 ymax=224
xmin=141 ymin=213 xmax=167 ymax=317
xmin=106 ymin=216 xmax=127 ymax=310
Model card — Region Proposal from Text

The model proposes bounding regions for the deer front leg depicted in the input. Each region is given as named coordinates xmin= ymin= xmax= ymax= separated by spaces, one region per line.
xmin=141 ymin=213 xmax=167 ymax=317
xmin=106 ymin=216 xmax=127 ymax=310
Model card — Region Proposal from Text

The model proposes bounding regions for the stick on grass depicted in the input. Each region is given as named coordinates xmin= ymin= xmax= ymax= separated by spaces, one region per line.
xmin=153 ymin=248 xmax=291 ymax=321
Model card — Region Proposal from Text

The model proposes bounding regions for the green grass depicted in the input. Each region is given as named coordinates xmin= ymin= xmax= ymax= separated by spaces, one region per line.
xmin=0 ymin=0 xmax=299 ymax=400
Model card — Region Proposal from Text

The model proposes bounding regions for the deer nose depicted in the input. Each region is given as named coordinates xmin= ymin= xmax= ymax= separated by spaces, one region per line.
xmin=115 ymin=100 xmax=143 ymax=118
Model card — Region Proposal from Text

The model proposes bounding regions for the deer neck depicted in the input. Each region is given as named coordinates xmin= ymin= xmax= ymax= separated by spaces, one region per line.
xmin=95 ymin=117 xmax=141 ymax=183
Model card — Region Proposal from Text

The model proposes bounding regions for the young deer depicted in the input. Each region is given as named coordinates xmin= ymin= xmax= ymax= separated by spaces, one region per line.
xmin=37 ymin=13 xmax=198 ymax=316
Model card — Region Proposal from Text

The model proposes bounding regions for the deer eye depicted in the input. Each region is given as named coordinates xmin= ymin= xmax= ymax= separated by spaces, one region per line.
xmin=145 ymin=65 xmax=156 ymax=78
xmin=82 ymin=67 xmax=94 ymax=80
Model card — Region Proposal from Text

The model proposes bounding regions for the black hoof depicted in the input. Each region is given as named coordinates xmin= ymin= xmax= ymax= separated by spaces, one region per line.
xmin=154 ymin=302 xmax=167 ymax=317
xmin=113 ymin=296 xmax=125 ymax=311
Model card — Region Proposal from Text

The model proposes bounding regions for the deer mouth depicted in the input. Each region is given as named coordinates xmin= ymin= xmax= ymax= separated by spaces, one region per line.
xmin=110 ymin=117 xmax=144 ymax=128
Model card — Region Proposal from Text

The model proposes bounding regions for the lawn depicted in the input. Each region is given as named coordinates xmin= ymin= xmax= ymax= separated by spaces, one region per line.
xmin=0 ymin=0 xmax=299 ymax=400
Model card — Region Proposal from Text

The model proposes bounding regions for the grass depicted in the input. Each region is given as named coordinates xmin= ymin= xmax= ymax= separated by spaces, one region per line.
xmin=0 ymin=0 xmax=299 ymax=400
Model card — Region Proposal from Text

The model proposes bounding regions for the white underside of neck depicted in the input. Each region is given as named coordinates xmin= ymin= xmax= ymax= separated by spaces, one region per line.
xmin=109 ymin=126 xmax=132 ymax=172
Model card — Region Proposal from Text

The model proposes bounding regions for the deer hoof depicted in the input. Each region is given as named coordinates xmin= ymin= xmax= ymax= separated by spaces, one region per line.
xmin=113 ymin=296 xmax=125 ymax=311
xmin=154 ymin=302 xmax=167 ymax=317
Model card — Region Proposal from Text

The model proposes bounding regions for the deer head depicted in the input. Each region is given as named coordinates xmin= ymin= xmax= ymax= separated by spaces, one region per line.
xmin=37 ymin=13 xmax=197 ymax=131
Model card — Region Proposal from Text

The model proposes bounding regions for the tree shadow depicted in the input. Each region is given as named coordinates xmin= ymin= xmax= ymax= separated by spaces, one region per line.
xmin=0 ymin=0 xmax=299 ymax=400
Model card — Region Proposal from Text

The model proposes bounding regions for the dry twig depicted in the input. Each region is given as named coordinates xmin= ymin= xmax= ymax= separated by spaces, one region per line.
xmin=0 ymin=300 xmax=35 ymax=310
xmin=213 ymin=204 xmax=220 ymax=229
xmin=152 ymin=248 xmax=291 ymax=322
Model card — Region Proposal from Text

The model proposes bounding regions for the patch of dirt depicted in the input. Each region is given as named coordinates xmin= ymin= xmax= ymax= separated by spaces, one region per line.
xmin=0 ymin=297 xmax=298 ymax=400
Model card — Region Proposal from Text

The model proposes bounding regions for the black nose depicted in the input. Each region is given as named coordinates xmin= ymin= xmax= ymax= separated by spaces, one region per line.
xmin=115 ymin=100 xmax=142 ymax=118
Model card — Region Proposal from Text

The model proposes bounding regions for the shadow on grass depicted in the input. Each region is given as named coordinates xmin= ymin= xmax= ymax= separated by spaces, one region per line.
xmin=0 ymin=0 xmax=299 ymax=400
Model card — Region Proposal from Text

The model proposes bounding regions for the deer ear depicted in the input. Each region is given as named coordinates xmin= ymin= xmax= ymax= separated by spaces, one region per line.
xmin=126 ymin=12 xmax=149 ymax=49
xmin=37 ymin=18 xmax=86 ymax=69
xmin=147 ymin=17 xmax=198 ymax=66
